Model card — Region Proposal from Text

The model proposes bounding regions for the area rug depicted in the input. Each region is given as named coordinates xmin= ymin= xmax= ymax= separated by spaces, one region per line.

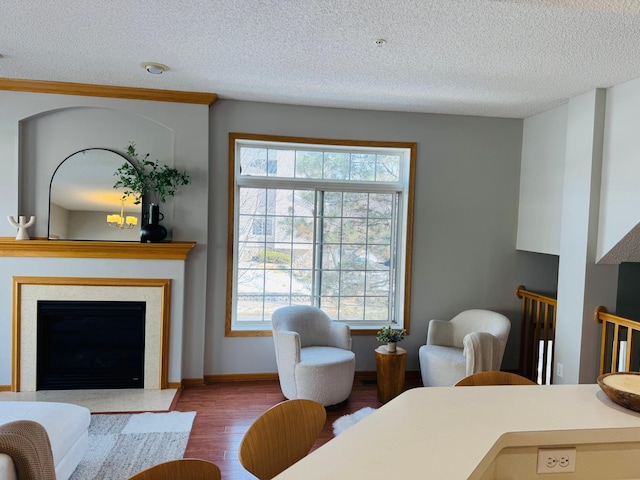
xmin=69 ymin=411 xmax=196 ymax=480
xmin=332 ymin=407 xmax=376 ymax=436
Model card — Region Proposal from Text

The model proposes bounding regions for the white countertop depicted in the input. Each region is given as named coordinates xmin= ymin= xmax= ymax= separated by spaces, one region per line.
xmin=274 ymin=384 xmax=640 ymax=479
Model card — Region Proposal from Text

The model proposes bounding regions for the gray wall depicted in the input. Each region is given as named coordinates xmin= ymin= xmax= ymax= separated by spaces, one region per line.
xmin=0 ymin=90 xmax=562 ymax=383
xmin=205 ymin=100 xmax=559 ymax=374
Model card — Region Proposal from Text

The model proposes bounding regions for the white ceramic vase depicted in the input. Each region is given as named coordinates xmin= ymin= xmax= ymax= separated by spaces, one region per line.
xmin=387 ymin=342 xmax=397 ymax=353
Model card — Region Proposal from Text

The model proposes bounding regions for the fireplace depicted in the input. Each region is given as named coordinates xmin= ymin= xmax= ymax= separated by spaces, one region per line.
xmin=13 ymin=276 xmax=171 ymax=392
xmin=4 ymin=241 xmax=194 ymax=393
xmin=37 ymin=300 xmax=146 ymax=390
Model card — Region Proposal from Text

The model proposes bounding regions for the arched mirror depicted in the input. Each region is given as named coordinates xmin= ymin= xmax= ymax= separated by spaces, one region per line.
xmin=48 ymin=148 xmax=142 ymax=241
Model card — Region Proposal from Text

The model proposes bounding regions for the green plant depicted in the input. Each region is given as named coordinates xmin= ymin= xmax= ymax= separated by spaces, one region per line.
xmin=376 ymin=325 xmax=406 ymax=343
xmin=257 ymin=250 xmax=291 ymax=265
xmin=113 ymin=143 xmax=191 ymax=204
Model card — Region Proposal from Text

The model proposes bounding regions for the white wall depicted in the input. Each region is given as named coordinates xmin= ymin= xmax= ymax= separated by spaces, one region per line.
xmin=0 ymin=91 xmax=209 ymax=384
xmin=515 ymin=84 xmax=640 ymax=384
xmin=553 ymin=89 xmax=618 ymax=384
xmin=206 ymin=100 xmax=557 ymax=374
xmin=516 ymin=104 xmax=567 ymax=255
xmin=598 ymin=75 xmax=640 ymax=262
xmin=48 ymin=203 xmax=69 ymax=239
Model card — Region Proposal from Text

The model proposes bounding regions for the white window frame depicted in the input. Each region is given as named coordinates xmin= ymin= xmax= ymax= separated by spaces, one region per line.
xmin=226 ymin=133 xmax=416 ymax=336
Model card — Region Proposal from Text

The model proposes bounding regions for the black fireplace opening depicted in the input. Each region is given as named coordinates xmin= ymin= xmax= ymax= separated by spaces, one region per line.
xmin=37 ymin=300 xmax=145 ymax=390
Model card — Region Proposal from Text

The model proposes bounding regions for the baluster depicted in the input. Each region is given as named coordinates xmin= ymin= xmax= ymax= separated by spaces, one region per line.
xmin=612 ymin=323 xmax=620 ymax=373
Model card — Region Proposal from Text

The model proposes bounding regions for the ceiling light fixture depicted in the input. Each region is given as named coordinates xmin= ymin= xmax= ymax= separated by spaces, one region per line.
xmin=107 ymin=200 xmax=138 ymax=229
xmin=140 ymin=62 xmax=169 ymax=74
xmin=374 ymin=39 xmax=387 ymax=47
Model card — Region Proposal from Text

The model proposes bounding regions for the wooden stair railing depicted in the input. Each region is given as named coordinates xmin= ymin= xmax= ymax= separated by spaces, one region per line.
xmin=516 ymin=285 xmax=557 ymax=384
xmin=595 ymin=306 xmax=640 ymax=375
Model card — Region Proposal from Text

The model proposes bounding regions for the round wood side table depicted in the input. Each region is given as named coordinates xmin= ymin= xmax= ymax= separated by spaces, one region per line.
xmin=375 ymin=345 xmax=407 ymax=403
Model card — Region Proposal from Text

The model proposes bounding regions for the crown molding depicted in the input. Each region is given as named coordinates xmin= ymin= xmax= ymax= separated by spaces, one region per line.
xmin=0 ymin=77 xmax=217 ymax=105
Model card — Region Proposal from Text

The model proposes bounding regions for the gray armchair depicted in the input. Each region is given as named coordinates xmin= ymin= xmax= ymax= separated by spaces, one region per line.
xmin=272 ymin=305 xmax=356 ymax=406
xmin=419 ymin=309 xmax=511 ymax=387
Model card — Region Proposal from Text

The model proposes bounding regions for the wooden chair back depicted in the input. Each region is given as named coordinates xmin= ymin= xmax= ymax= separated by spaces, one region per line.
xmin=128 ymin=458 xmax=221 ymax=480
xmin=239 ymin=399 xmax=326 ymax=480
xmin=454 ymin=371 xmax=538 ymax=386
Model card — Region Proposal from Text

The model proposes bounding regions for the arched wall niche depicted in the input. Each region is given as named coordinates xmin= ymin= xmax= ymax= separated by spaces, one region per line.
xmin=18 ymin=106 xmax=175 ymax=238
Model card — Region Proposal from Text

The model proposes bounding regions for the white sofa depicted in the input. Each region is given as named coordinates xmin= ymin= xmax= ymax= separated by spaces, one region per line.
xmin=0 ymin=402 xmax=90 ymax=480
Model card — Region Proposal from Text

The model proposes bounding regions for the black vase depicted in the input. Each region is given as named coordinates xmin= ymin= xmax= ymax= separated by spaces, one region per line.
xmin=140 ymin=204 xmax=167 ymax=243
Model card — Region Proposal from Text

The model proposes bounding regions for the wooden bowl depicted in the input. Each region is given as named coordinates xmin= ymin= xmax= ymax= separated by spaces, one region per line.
xmin=597 ymin=372 xmax=640 ymax=413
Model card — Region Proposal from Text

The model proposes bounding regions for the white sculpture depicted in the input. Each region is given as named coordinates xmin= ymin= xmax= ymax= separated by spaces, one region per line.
xmin=8 ymin=215 xmax=36 ymax=240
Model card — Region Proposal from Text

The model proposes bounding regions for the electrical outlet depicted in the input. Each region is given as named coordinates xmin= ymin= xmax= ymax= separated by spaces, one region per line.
xmin=556 ymin=362 xmax=564 ymax=378
xmin=537 ymin=448 xmax=576 ymax=474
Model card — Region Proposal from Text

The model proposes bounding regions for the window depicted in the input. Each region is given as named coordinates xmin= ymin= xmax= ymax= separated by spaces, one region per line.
xmin=251 ymin=217 xmax=274 ymax=237
xmin=226 ymin=133 xmax=416 ymax=335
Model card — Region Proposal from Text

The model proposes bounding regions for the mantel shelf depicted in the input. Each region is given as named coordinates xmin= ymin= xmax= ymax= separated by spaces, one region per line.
xmin=0 ymin=237 xmax=196 ymax=260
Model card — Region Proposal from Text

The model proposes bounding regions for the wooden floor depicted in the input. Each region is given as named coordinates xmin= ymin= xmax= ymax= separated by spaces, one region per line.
xmin=175 ymin=375 xmax=422 ymax=479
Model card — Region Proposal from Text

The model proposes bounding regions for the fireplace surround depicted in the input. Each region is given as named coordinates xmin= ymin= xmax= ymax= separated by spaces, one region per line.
xmin=1 ymin=238 xmax=195 ymax=391
xmin=12 ymin=276 xmax=171 ymax=392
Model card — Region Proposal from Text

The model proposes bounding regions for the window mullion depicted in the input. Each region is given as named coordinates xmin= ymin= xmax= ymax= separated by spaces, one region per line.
xmin=389 ymin=193 xmax=398 ymax=324
xmin=313 ymin=190 xmax=323 ymax=308
xmin=337 ymin=192 xmax=344 ymax=321
xmin=364 ymin=193 xmax=370 ymax=322
xmin=261 ymin=189 xmax=268 ymax=321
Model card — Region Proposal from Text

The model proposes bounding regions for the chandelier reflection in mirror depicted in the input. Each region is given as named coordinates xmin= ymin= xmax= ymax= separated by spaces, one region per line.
xmin=107 ymin=200 xmax=138 ymax=229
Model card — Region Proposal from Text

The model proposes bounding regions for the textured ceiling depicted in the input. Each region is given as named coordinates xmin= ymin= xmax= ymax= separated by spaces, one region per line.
xmin=2 ymin=0 xmax=640 ymax=118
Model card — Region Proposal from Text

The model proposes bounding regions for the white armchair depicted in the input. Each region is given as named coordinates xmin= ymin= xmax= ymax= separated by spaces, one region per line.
xmin=272 ymin=305 xmax=356 ymax=406
xmin=419 ymin=309 xmax=511 ymax=387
